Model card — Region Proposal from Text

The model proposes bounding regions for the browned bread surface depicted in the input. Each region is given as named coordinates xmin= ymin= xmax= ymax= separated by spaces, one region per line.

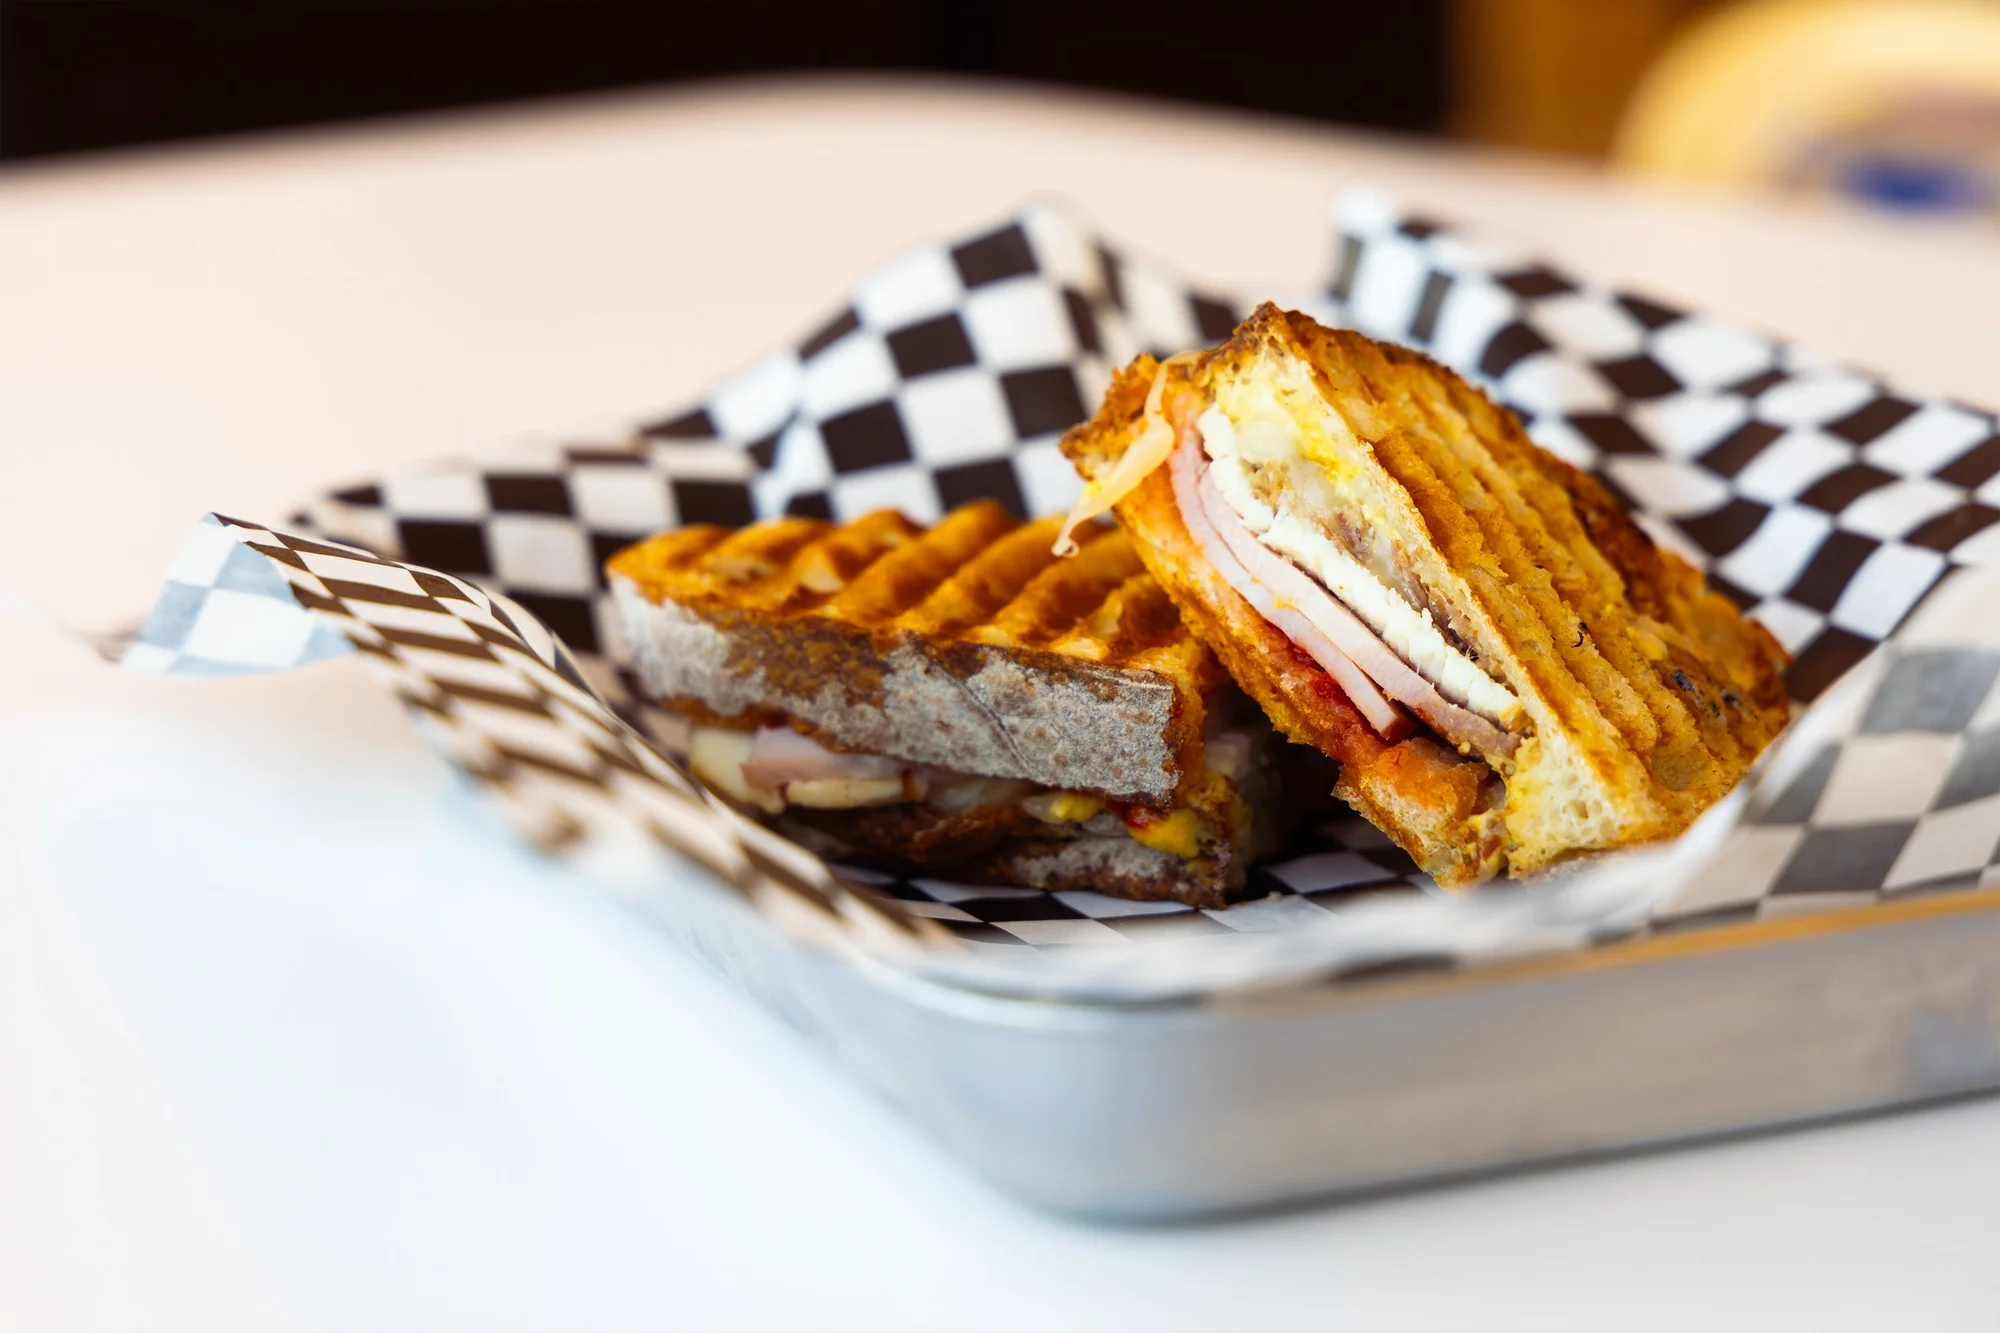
xmin=1060 ymin=305 xmax=1790 ymax=880
xmin=607 ymin=501 xmax=1224 ymax=806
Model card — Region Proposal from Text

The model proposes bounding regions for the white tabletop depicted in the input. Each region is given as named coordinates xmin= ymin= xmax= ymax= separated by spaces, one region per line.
xmin=6 ymin=76 xmax=2000 ymax=1331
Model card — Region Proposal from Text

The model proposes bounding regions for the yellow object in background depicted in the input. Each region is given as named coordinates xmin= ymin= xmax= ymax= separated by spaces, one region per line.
xmin=1617 ymin=0 xmax=2000 ymax=212
xmin=1449 ymin=0 xmax=1719 ymax=158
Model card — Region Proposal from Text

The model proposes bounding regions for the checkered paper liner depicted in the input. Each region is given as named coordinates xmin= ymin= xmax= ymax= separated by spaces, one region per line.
xmin=114 ymin=190 xmax=2000 ymax=999
xmin=121 ymin=513 xmax=960 ymax=962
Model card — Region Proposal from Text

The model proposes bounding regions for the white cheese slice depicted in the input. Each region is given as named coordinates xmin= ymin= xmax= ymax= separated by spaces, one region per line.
xmin=784 ymin=776 xmax=908 ymax=808
xmin=688 ymin=726 xmax=785 ymax=813
xmin=1196 ymin=399 xmax=1519 ymax=724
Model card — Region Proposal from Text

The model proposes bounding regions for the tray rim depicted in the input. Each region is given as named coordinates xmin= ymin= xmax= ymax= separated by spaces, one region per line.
xmin=834 ymin=882 xmax=2000 ymax=1024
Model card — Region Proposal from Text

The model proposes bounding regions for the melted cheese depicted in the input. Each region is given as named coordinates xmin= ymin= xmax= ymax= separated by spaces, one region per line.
xmin=688 ymin=726 xmax=784 ymax=813
xmin=1022 ymin=791 xmax=1107 ymax=824
xmin=1051 ymin=353 xmax=1196 ymax=557
xmin=1123 ymin=808 xmax=1206 ymax=859
xmin=784 ymin=776 xmax=907 ymax=808
xmin=1197 ymin=385 xmax=1519 ymax=724
xmin=686 ymin=727 xmax=1211 ymax=861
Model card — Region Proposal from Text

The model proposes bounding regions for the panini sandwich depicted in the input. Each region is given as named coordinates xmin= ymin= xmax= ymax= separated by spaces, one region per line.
xmin=607 ymin=500 xmax=1327 ymax=907
xmin=1058 ymin=304 xmax=1790 ymax=884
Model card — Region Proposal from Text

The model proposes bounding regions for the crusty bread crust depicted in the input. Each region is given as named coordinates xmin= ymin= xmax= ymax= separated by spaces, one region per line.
xmin=1059 ymin=306 xmax=1790 ymax=881
xmin=608 ymin=503 xmax=1221 ymax=807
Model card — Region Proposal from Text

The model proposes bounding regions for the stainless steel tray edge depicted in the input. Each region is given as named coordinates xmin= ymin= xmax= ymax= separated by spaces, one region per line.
xmin=637 ymin=877 xmax=2000 ymax=1220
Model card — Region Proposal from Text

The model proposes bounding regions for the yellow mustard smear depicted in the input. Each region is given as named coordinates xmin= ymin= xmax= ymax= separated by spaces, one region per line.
xmin=1123 ymin=807 xmax=1206 ymax=859
xmin=1046 ymin=791 xmax=1105 ymax=822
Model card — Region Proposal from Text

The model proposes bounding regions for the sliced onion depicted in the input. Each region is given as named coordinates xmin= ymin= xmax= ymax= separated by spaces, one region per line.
xmin=1052 ymin=354 xmax=1193 ymax=557
xmin=741 ymin=726 xmax=904 ymax=788
xmin=1177 ymin=424 xmax=1516 ymax=756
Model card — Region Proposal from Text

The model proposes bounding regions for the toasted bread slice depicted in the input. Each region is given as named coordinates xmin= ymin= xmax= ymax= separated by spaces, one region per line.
xmin=1061 ymin=305 xmax=1790 ymax=881
xmin=607 ymin=501 xmax=1222 ymax=806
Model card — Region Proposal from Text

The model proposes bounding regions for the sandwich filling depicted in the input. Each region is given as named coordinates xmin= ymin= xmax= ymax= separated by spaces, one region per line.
xmin=1054 ymin=305 xmax=1795 ymax=882
xmin=1058 ymin=357 xmax=1524 ymax=759
xmin=682 ymin=718 xmax=1256 ymax=860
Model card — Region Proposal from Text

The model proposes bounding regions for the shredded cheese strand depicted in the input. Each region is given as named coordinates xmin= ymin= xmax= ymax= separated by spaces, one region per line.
xmin=1051 ymin=354 xmax=1194 ymax=557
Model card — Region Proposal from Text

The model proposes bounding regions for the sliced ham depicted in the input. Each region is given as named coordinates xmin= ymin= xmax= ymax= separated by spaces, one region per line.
xmin=1397 ymin=670 xmax=1517 ymax=757
xmin=1166 ymin=420 xmax=1406 ymax=736
xmin=1172 ymin=420 xmax=1518 ymax=758
xmin=1190 ymin=462 xmax=1513 ymax=754
xmin=741 ymin=726 xmax=905 ymax=789
xmin=1053 ymin=357 xmax=1518 ymax=757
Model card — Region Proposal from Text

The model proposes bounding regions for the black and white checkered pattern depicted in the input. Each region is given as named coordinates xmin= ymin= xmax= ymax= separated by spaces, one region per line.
xmin=636 ymin=209 xmax=1237 ymax=529
xmin=1652 ymin=570 xmax=2000 ymax=930
xmin=305 ymin=205 xmax=1238 ymax=700
xmin=115 ymin=195 xmax=2000 ymax=996
xmin=117 ymin=514 xmax=352 ymax=675
xmin=125 ymin=512 xmax=948 ymax=950
xmin=859 ymin=815 xmax=1425 ymax=950
xmin=310 ymin=437 xmax=757 ymax=688
xmin=738 ymin=216 xmax=1102 ymax=524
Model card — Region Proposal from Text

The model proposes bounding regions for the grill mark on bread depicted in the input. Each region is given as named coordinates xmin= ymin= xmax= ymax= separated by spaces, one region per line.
xmin=782 ymin=510 xmax=919 ymax=604
xmin=1055 ymin=572 xmax=1195 ymax=665
xmin=613 ymin=506 xmax=1196 ymax=682
xmin=1339 ymin=337 xmax=1681 ymax=763
xmin=1402 ymin=378 xmax=1730 ymax=802
xmin=1054 ymin=572 xmax=1221 ymax=726
xmin=1427 ymin=354 xmax=1785 ymax=748
xmin=1359 ymin=420 xmax=1620 ymax=759
xmin=1365 ymin=344 xmax=1668 ymax=742
xmin=643 ymin=525 xmax=735 ymax=578
xmin=900 ymin=516 xmax=1065 ymax=638
xmin=824 ymin=500 xmax=1018 ymax=627
xmin=698 ymin=517 xmax=829 ymax=588
xmin=965 ymin=525 xmax=1144 ymax=649
xmin=1555 ymin=456 xmax=1791 ymax=738
xmin=606 ymin=502 xmax=1227 ymax=806
xmin=1058 ymin=306 xmax=1790 ymax=880
xmin=1392 ymin=341 xmax=1747 ymax=782
xmin=1373 ymin=334 xmax=1756 ymax=793
xmin=1288 ymin=316 xmax=1751 ymax=843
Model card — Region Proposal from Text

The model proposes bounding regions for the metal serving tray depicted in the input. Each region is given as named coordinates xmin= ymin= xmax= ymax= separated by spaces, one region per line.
xmin=650 ymin=869 xmax=2000 ymax=1220
xmin=126 ymin=193 xmax=2000 ymax=1221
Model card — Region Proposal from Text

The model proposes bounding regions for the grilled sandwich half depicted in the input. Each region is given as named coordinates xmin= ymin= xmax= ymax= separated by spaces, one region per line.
xmin=606 ymin=500 xmax=1330 ymax=907
xmin=1058 ymin=304 xmax=1790 ymax=884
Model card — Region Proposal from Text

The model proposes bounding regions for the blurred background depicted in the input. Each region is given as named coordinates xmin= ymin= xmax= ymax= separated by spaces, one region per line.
xmin=11 ymin=0 xmax=2000 ymax=216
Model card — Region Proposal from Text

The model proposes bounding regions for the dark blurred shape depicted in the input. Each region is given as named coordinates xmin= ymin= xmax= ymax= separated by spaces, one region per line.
xmin=0 ymin=0 xmax=1446 ymax=160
